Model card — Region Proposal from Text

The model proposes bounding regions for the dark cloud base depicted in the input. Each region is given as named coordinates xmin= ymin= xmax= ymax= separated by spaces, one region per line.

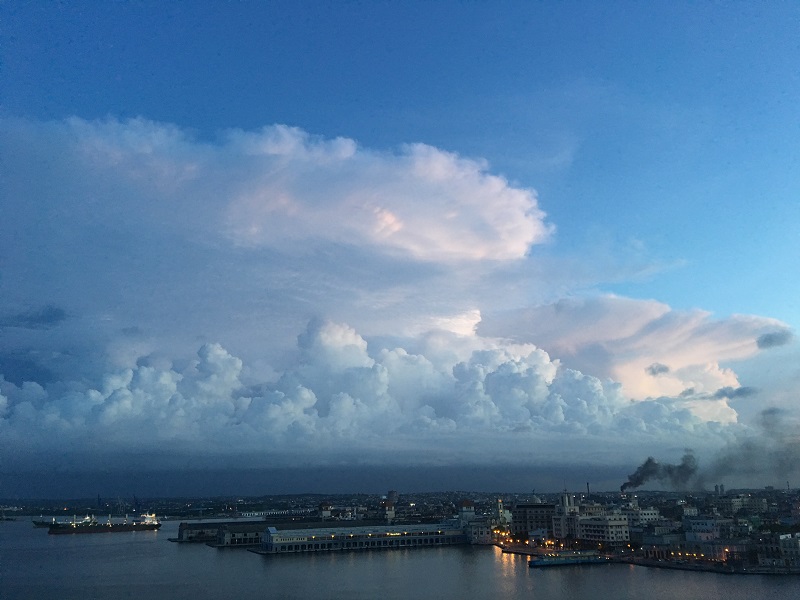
xmin=0 ymin=353 xmax=57 ymax=386
xmin=0 ymin=464 xmax=631 ymax=499
xmin=0 ymin=305 xmax=67 ymax=330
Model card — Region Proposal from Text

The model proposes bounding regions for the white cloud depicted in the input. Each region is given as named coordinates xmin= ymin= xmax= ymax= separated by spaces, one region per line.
xmin=223 ymin=132 xmax=553 ymax=260
xmin=0 ymin=116 xmax=793 ymax=480
xmin=0 ymin=320 xmax=739 ymax=471
xmin=3 ymin=117 xmax=550 ymax=263
xmin=479 ymin=295 xmax=792 ymax=400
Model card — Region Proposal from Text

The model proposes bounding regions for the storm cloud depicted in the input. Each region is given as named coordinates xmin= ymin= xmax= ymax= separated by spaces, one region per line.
xmin=0 ymin=319 xmax=735 ymax=475
xmin=0 ymin=117 xmax=795 ymax=492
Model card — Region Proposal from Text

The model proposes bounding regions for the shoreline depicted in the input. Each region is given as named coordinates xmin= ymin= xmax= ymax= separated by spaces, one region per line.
xmin=500 ymin=546 xmax=800 ymax=576
xmin=619 ymin=557 xmax=800 ymax=576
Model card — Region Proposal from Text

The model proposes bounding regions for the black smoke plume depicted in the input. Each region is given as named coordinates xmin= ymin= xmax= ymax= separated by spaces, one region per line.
xmin=620 ymin=451 xmax=698 ymax=492
xmin=621 ymin=409 xmax=800 ymax=492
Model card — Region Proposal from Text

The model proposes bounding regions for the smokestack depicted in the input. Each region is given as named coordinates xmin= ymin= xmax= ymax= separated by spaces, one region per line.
xmin=587 ymin=482 xmax=590 ymax=497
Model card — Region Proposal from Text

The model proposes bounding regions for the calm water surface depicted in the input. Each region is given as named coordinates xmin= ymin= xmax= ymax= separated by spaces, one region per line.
xmin=2 ymin=520 xmax=799 ymax=599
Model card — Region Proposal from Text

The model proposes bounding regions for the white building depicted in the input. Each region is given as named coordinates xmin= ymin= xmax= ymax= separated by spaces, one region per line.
xmin=577 ymin=515 xmax=630 ymax=546
xmin=621 ymin=506 xmax=661 ymax=527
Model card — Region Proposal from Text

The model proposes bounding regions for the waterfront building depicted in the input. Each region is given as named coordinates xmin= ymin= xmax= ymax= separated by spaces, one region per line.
xmin=458 ymin=498 xmax=508 ymax=545
xmin=171 ymin=520 xmax=274 ymax=545
xmin=776 ymin=534 xmax=800 ymax=566
xmin=256 ymin=522 xmax=468 ymax=554
xmin=576 ymin=515 xmax=630 ymax=547
xmin=239 ymin=508 xmax=316 ymax=519
xmin=527 ymin=528 xmax=549 ymax=543
xmin=458 ymin=500 xmax=476 ymax=524
xmin=757 ymin=533 xmax=800 ymax=568
xmin=552 ymin=512 xmax=579 ymax=540
xmin=548 ymin=492 xmax=631 ymax=547
xmin=641 ymin=531 xmax=684 ymax=558
xmin=212 ymin=522 xmax=269 ymax=547
xmin=551 ymin=493 xmax=579 ymax=540
xmin=495 ymin=498 xmax=511 ymax=525
xmin=465 ymin=518 xmax=495 ymax=545
xmin=511 ymin=502 xmax=556 ymax=539
xmin=172 ymin=521 xmax=232 ymax=543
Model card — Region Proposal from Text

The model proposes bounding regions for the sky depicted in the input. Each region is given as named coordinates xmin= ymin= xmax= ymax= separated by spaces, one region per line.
xmin=1 ymin=1 xmax=799 ymax=497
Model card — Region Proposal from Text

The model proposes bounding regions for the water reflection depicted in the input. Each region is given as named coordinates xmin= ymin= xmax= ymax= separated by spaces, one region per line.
xmin=3 ymin=521 xmax=799 ymax=600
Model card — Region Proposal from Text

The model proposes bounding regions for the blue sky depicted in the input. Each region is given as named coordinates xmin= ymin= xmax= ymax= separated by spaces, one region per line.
xmin=1 ymin=1 xmax=798 ymax=495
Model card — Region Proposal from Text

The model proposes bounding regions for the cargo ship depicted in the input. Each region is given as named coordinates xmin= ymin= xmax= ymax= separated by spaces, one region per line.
xmin=48 ymin=513 xmax=161 ymax=535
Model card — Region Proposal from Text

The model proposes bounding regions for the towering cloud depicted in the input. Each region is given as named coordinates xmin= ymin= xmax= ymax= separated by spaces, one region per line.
xmin=1 ymin=117 xmax=551 ymax=264
xmin=0 ymin=116 xmax=558 ymax=386
xmin=0 ymin=320 xmax=740 ymax=474
xmin=0 ymin=116 xmax=796 ymax=491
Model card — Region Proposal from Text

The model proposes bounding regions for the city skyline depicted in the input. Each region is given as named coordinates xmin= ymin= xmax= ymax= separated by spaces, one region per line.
xmin=1 ymin=2 xmax=798 ymax=497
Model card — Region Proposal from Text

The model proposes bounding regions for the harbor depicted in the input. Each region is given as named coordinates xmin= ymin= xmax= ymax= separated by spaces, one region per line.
xmin=17 ymin=484 xmax=800 ymax=577
xmin=3 ymin=518 xmax=799 ymax=600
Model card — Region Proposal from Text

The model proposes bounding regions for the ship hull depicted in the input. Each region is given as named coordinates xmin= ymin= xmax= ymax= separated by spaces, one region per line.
xmin=529 ymin=556 xmax=609 ymax=567
xmin=48 ymin=523 xmax=161 ymax=534
xmin=528 ymin=551 xmax=609 ymax=568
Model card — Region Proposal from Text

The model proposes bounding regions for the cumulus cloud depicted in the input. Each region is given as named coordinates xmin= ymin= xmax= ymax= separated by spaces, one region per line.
xmin=1 ymin=117 xmax=550 ymax=263
xmin=228 ymin=127 xmax=552 ymax=260
xmin=479 ymin=295 xmax=791 ymax=400
xmin=0 ymin=115 xmax=559 ymax=387
xmin=0 ymin=320 xmax=739 ymax=472
xmin=0 ymin=116 xmax=792 ymax=484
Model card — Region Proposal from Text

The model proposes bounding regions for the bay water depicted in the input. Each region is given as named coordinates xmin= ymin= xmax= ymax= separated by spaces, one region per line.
xmin=2 ymin=519 xmax=799 ymax=599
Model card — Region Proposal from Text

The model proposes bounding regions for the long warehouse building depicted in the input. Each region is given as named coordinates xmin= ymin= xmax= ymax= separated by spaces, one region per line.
xmin=255 ymin=522 xmax=468 ymax=554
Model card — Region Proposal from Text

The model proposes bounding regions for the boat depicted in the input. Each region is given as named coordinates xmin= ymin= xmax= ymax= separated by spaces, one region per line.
xmin=48 ymin=513 xmax=161 ymax=535
xmin=529 ymin=550 xmax=610 ymax=568
xmin=32 ymin=518 xmax=55 ymax=528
